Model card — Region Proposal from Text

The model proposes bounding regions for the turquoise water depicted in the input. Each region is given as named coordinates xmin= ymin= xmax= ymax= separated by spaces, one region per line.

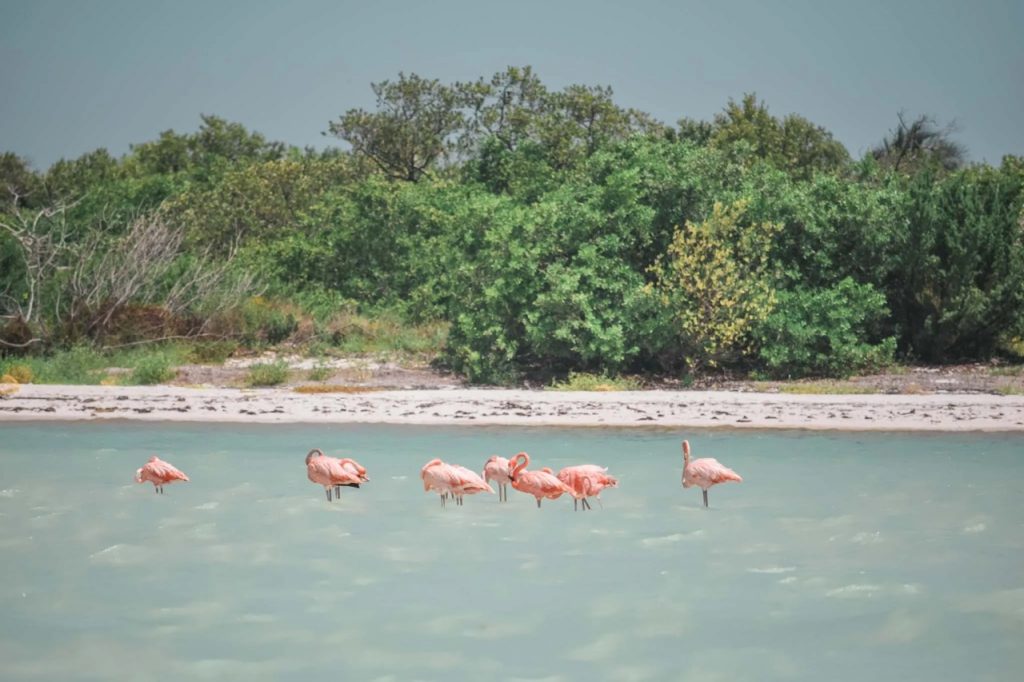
xmin=0 ymin=423 xmax=1022 ymax=681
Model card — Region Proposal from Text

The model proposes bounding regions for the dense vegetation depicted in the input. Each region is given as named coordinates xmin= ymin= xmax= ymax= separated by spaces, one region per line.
xmin=2 ymin=67 xmax=1023 ymax=384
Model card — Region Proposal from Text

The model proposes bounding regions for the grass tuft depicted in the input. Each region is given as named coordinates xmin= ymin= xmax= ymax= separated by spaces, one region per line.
xmin=245 ymin=361 xmax=289 ymax=387
xmin=307 ymin=363 xmax=333 ymax=382
xmin=323 ymin=312 xmax=448 ymax=355
xmin=548 ymin=372 xmax=641 ymax=391
xmin=293 ymin=384 xmax=381 ymax=394
xmin=778 ymin=382 xmax=879 ymax=395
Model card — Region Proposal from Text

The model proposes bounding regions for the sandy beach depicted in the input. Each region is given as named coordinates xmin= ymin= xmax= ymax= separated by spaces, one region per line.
xmin=2 ymin=383 xmax=1024 ymax=431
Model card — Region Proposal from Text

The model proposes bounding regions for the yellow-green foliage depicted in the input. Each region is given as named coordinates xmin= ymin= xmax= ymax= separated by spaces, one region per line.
xmin=6 ymin=365 xmax=33 ymax=383
xmin=548 ymin=372 xmax=641 ymax=391
xmin=650 ymin=200 xmax=779 ymax=370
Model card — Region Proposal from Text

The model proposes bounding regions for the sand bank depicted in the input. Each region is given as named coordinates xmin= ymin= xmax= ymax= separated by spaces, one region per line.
xmin=2 ymin=384 xmax=1024 ymax=431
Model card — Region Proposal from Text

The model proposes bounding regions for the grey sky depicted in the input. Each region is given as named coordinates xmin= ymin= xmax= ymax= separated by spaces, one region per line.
xmin=2 ymin=0 xmax=1021 ymax=169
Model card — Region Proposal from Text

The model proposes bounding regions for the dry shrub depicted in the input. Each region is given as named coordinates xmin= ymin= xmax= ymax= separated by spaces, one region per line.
xmin=98 ymin=304 xmax=191 ymax=345
xmin=0 ymin=317 xmax=35 ymax=353
xmin=291 ymin=317 xmax=317 ymax=345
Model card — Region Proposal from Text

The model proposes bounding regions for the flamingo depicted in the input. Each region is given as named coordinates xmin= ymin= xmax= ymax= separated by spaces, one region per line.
xmin=333 ymin=456 xmax=369 ymax=498
xmin=421 ymin=458 xmax=456 ymax=506
xmin=447 ymin=464 xmax=495 ymax=506
xmin=557 ymin=464 xmax=618 ymax=511
xmin=507 ymin=452 xmax=573 ymax=508
xmin=306 ymin=448 xmax=362 ymax=502
xmin=482 ymin=455 xmax=511 ymax=502
xmin=421 ymin=459 xmax=493 ymax=507
xmin=681 ymin=440 xmax=742 ymax=507
xmin=135 ymin=455 xmax=189 ymax=494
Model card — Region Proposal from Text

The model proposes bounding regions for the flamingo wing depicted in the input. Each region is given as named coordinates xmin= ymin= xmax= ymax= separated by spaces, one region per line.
xmin=142 ymin=459 xmax=189 ymax=483
xmin=450 ymin=465 xmax=495 ymax=495
xmin=524 ymin=470 xmax=572 ymax=499
xmin=686 ymin=458 xmax=742 ymax=487
xmin=325 ymin=458 xmax=362 ymax=486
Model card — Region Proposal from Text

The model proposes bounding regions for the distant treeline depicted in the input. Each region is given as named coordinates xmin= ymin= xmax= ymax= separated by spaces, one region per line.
xmin=2 ymin=66 xmax=1022 ymax=382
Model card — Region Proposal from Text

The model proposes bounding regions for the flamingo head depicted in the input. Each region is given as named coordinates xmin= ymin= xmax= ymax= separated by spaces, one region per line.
xmin=134 ymin=468 xmax=143 ymax=483
xmin=420 ymin=458 xmax=443 ymax=477
xmin=305 ymin=448 xmax=324 ymax=465
xmin=507 ymin=452 xmax=528 ymax=481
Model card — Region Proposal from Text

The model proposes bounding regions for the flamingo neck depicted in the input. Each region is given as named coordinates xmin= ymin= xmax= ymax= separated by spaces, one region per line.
xmin=510 ymin=452 xmax=529 ymax=479
xmin=682 ymin=441 xmax=691 ymax=467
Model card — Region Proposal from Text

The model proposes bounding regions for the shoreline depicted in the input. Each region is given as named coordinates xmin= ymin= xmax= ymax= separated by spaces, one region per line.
xmin=2 ymin=384 xmax=1024 ymax=432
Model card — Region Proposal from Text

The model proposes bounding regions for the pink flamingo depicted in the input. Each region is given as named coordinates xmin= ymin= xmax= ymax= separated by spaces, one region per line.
xmin=333 ymin=456 xmax=369 ymax=498
xmin=421 ymin=458 xmax=456 ymax=506
xmin=447 ymin=464 xmax=495 ymax=506
xmin=682 ymin=440 xmax=742 ymax=507
xmin=306 ymin=448 xmax=362 ymax=502
xmin=482 ymin=455 xmax=511 ymax=502
xmin=508 ymin=452 xmax=573 ymax=508
xmin=557 ymin=464 xmax=618 ymax=511
xmin=135 ymin=455 xmax=189 ymax=494
xmin=421 ymin=459 xmax=493 ymax=507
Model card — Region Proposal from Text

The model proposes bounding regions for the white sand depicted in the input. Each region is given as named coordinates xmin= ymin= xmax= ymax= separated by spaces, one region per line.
xmin=2 ymin=384 xmax=1024 ymax=431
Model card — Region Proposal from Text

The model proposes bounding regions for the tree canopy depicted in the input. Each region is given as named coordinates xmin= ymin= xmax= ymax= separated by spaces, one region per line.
xmin=4 ymin=66 xmax=1020 ymax=382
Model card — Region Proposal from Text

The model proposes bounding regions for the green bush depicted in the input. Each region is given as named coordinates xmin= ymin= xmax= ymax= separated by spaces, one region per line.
xmin=886 ymin=164 xmax=1024 ymax=361
xmin=245 ymin=360 xmax=289 ymax=386
xmin=16 ymin=346 xmax=106 ymax=384
xmin=187 ymin=340 xmax=238 ymax=364
xmin=754 ymin=279 xmax=896 ymax=378
xmin=130 ymin=353 xmax=176 ymax=385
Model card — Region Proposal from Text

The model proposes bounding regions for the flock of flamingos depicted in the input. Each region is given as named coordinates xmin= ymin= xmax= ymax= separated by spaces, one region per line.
xmin=135 ymin=439 xmax=743 ymax=509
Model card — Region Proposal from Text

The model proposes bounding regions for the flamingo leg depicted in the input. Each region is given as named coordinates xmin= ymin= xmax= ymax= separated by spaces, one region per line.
xmin=582 ymin=498 xmax=591 ymax=511
xmin=702 ymin=489 xmax=708 ymax=507
xmin=536 ymin=498 xmax=541 ymax=508
xmin=325 ymin=487 xmax=332 ymax=502
xmin=334 ymin=485 xmax=341 ymax=498
xmin=573 ymin=498 xmax=578 ymax=512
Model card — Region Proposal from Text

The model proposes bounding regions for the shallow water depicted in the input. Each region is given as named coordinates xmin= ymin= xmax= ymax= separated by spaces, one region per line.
xmin=0 ymin=423 xmax=1021 ymax=681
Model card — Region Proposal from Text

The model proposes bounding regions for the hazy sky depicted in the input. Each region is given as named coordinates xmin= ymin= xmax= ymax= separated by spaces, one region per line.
xmin=2 ymin=0 xmax=1022 ymax=169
